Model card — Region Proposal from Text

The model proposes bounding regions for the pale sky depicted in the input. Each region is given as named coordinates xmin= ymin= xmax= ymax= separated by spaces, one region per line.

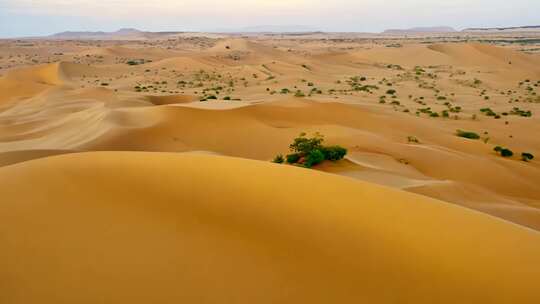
xmin=0 ymin=0 xmax=538 ymax=37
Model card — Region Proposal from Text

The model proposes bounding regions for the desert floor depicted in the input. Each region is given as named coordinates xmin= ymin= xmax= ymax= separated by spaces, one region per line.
xmin=1 ymin=34 xmax=540 ymax=303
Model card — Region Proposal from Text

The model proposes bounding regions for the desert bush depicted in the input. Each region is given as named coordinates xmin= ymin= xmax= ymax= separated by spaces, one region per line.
xmin=289 ymin=132 xmax=324 ymax=154
xmin=500 ymin=149 xmax=513 ymax=157
xmin=304 ymin=149 xmax=325 ymax=168
xmin=286 ymin=153 xmax=301 ymax=164
xmin=321 ymin=146 xmax=348 ymax=161
xmin=272 ymin=154 xmax=285 ymax=164
xmin=456 ymin=130 xmax=480 ymax=139
xmin=407 ymin=136 xmax=420 ymax=144
xmin=510 ymin=107 xmax=532 ymax=117
xmin=521 ymin=152 xmax=535 ymax=162
xmin=494 ymin=146 xmax=513 ymax=157
xmin=280 ymin=133 xmax=347 ymax=168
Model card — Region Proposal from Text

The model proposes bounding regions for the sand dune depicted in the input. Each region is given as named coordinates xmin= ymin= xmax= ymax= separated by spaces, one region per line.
xmin=1 ymin=41 xmax=540 ymax=229
xmin=0 ymin=63 xmax=63 ymax=103
xmin=1 ymin=152 xmax=539 ymax=303
xmin=2 ymin=33 xmax=540 ymax=302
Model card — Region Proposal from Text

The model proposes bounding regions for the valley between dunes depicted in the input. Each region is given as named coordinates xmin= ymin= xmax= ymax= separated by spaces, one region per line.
xmin=1 ymin=36 xmax=540 ymax=302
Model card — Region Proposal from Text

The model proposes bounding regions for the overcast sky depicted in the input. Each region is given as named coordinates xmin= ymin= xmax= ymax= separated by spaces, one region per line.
xmin=1 ymin=0 xmax=538 ymax=37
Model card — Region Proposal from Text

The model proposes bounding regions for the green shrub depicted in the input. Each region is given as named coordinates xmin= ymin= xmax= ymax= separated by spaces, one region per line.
xmin=494 ymin=146 xmax=513 ymax=157
xmin=289 ymin=132 xmax=324 ymax=154
xmin=304 ymin=149 xmax=325 ymax=168
xmin=501 ymin=149 xmax=513 ymax=157
xmin=407 ymin=136 xmax=420 ymax=144
xmin=280 ymin=133 xmax=348 ymax=168
xmin=286 ymin=153 xmax=301 ymax=164
xmin=456 ymin=130 xmax=480 ymax=140
xmin=272 ymin=154 xmax=284 ymax=164
xmin=521 ymin=152 xmax=535 ymax=162
xmin=321 ymin=146 xmax=348 ymax=161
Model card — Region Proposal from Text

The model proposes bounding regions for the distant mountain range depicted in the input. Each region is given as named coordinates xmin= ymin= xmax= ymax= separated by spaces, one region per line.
xmin=49 ymin=28 xmax=144 ymax=39
xmin=463 ymin=25 xmax=540 ymax=31
xmin=46 ymin=26 xmax=321 ymax=39
xmin=42 ymin=24 xmax=540 ymax=40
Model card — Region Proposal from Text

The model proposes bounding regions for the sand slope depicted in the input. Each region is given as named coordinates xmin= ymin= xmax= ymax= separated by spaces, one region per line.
xmin=0 ymin=152 xmax=539 ymax=303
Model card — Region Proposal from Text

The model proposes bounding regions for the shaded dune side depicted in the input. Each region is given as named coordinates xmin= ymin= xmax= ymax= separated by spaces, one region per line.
xmin=0 ymin=152 xmax=539 ymax=304
xmin=0 ymin=63 xmax=64 ymax=103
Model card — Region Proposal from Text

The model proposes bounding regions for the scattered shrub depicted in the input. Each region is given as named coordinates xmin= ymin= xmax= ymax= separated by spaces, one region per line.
xmin=510 ymin=107 xmax=532 ymax=117
xmin=272 ymin=154 xmax=284 ymax=164
xmin=456 ymin=130 xmax=480 ymax=140
xmin=521 ymin=152 xmax=535 ymax=162
xmin=321 ymin=146 xmax=348 ymax=161
xmin=289 ymin=132 xmax=324 ymax=154
xmin=280 ymin=133 xmax=347 ymax=168
xmin=294 ymin=90 xmax=305 ymax=97
xmin=305 ymin=149 xmax=325 ymax=168
xmin=286 ymin=153 xmax=301 ymax=164
xmin=494 ymin=146 xmax=513 ymax=157
xmin=407 ymin=136 xmax=420 ymax=144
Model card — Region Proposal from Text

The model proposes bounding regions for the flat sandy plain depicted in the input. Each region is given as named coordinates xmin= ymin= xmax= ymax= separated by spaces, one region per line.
xmin=1 ymin=31 xmax=540 ymax=303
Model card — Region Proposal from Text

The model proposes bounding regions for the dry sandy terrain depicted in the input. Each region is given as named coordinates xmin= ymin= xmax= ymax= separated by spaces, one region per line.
xmin=1 ymin=32 xmax=540 ymax=302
